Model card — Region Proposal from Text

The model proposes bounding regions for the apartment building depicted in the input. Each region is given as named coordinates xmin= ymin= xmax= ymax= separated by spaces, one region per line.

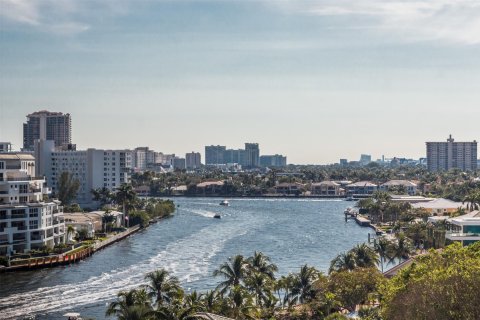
xmin=35 ymin=140 xmax=132 ymax=208
xmin=426 ymin=135 xmax=477 ymax=171
xmin=23 ymin=110 xmax=72 ymax=150
xmin=0 ymin=153 xmax=65 ymax=256
xmin=186 ymin=152 xmax=202 ymax=169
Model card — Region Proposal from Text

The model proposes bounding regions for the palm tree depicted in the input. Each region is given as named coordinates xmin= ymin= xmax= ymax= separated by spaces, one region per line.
xmin=374 ymin=237 xmax=392 ymax=273
xmin=201 ymin=290 xmax=222 ymax=314
xmin=144 ymin=269 xmax=181 ymax=306
xmin=288 ymin=265 xmax=321 ymax=304
xmin=213 ymin=255 xmax=248 ymax=294
xmin=388 ymin=233 xmax=414 ymax=263
xmin=350 ymin=243 xmax=379 ymax=268
xmin=246 ymin=251 xmax=278 ymax=280
xmin=116 ymin=184 xmax=138 ymax=226
xmin=106 ymin=288 xmax=152 ymax=319
xmin=244 ymin=272 xmax=272 ymax=307
xmin=225 ymin=285 xmax=256 ymax=320
xmin=329 ymin=251 xmax=357 ymax=273
xmin=463 ymin=191 xmax=480 ymax=211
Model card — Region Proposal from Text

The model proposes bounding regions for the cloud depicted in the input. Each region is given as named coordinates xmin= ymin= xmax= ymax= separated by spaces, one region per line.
xmin=0 ymin=0 xmax=132 ymax=35
xmin=272 ymin=0 xmax=480 ymax=45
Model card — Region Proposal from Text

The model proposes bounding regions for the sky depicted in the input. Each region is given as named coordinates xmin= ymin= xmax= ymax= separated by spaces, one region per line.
xmin=0 ymin=0 xmax=479 ymax=164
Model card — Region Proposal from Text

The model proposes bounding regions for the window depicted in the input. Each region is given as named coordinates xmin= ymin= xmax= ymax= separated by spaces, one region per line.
xmin=29 ymin=220 xmax=38 ymax=230
xmin=0 ymin=161 xmax=4 ymax=170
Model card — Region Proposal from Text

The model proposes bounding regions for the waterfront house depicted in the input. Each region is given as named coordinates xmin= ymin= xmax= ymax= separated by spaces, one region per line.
xmin=274 ymin=182 xmax=305 ymax=195
xmin=0 ymin=153 xmax=65 ymax=256
xmin=412 ymin=198 xmax=466 ymax=216
xmin=196 ymin=181 xmax=224 ymax=195
xmin=380 ymin=180 xmax=418 ymax=195
xmin=345 ymin=181 xmax=377 ymax=196
xmin=311 ymin=181 xmax=344 ymax=196
xmin=446 ymin=211 xmax=480 ymax=246
xmin=65 ymin=210 xmax=123 ymax=237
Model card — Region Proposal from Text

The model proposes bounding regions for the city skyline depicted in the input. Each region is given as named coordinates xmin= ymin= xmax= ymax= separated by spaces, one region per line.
xmin=1 ymin=1 xmax=480 ymax=163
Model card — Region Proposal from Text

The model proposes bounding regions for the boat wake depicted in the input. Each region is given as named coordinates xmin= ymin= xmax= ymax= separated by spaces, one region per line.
xmin=0 ymin=218 xmax=253 ymax=319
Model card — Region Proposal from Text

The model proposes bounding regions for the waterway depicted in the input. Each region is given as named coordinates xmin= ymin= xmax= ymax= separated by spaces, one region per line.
xmin=0 ymin=198 xmax=372 ymax=319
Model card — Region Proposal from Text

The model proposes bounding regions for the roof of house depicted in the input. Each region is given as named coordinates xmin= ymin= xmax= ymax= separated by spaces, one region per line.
xmin=347 ymin=181 xmax=377 ymax=187
xmin=0 ymin=153 xmax=35 ymax=160
xmin=197 ymin=181 xmax=224 ymax=188
xmin=312 ymin=181 xmax=340 ymax=187
xmin=381 ymin=180 xmax=417 ymax=187
xmin=448 ymin=210 xmax=480 ymax=224
xmin=412 ymin=198 xmax=466 ymax=210
xmin=275 ymin=182 xmax=304 ymax=188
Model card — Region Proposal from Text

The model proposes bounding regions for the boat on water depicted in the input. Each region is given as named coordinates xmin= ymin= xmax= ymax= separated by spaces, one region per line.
xmin=63 ymin=313 xmax=82 ymax=320
xmin=219 ymin=200 xmax=229 ymax=206
xmin=213 ymin=213 xmax=222 ymax=219
xmin=345 ymin=196 xmax=355 ymax=201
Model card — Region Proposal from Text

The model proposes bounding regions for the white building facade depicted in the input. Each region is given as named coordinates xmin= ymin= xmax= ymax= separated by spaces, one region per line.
xmin=35 ymin=140 xmax=132 ymax=208
xmin=0 ymin=153 xmax=65 ymax=256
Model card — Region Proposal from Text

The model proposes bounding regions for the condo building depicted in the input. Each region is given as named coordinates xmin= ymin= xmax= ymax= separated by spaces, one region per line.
xmin=259 ymin=154 xmax=287 ymax=167
xmin=426 ymin=135 xmax=477 ymax=171
xmin=185 ymin=152 xmax=201 ymax=169
xmin=245 ymin=143 xmax=260 ymax=167
xmin=205 ymin=145 xmax=226 ymax=165
xmin=35 ymin=140 xmax=132 ymax=208
xmin=23 ymin=110 xmax=72 ymax=151
xmin=0 ymin=153 xmax=65 ymax=256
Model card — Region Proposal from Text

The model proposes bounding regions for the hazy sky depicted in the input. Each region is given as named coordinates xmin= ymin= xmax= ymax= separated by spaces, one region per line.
xmin=1 ymin=0 xmax=479 ymax=164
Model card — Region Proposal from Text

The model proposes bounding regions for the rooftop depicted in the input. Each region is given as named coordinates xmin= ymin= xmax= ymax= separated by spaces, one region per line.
xmin=347 ymin=181 xmax=377 ymax=187
xmin=381 ymin=180 xmax=417 ymax=187
xmin=412 ymin=198 xmax=466 ymax=210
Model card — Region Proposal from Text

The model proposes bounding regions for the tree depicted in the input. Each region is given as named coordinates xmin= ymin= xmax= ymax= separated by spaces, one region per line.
xmin=287 ymin=265 xmax=323 ymax=304
xmin=57 ymin=171 xmax=80 ymax=206
xmin=246 ymin=251 xmax=278 ymax=280
xmin=350 ymin=244 xmax=379 ymax=268
xmin=92 ymin=187 xmax=115 ymax=206
xmin=374 ymin=237 xmax=392 ymax=273
xmin=328 ymin=268 xmax=384 ymax=312
xmin=463 ymin=191 xmax=480 ymax=211
xmin=144 ymin=269 xmax=181 ymax=307
xmin=380 ymin=242 xmax=480 ymax=319
xmin=329 ymin=251 xmax=357 ymax=273
xmin=388 ymin=233 xmax=414 ymax=264
xmin=116 ymin=184 xmax=138 ymax=226
xmin=106 ymin=288 xmax=152 ymax=319
xmin=213 ymin=255 xmax=248 ymax=294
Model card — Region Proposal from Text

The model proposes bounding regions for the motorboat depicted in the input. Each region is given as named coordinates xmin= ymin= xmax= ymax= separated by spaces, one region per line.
xmin=63 ymin=313 xmax=82 ymax=320
xmin=219 ymin=200 xmax=229 ymax=206
xmin=213 ymin=213 xmax=222 ymax=219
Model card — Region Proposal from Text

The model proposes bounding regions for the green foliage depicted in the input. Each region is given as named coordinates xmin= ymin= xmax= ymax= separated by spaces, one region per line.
xmin=128 ymin=211 xmax=150 ymax=228
xmin=57 ymin=171 xmax=80 ymax=205
xmin=380 ymin=242 xmax=480 ymax=320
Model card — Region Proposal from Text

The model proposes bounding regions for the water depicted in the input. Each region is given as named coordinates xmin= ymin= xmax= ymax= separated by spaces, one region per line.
xmin=0 ymin=198 xmax=371 ymax=320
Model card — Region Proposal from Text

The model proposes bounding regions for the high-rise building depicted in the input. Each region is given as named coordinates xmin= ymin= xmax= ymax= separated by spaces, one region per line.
xmin=0 ymin=153 xmax=65 ymax=256
xmin=205 ymin=145 xmax=226 ymax=165
xmin=186 ymin=152 xmax=201 ymax=169
xmin=359 ymin=154 xmax=372 ymax=165
xmin=245 ymin=143 xmax=260 ymax=167
xmin=132 ymin=147 xmax=156 ymax=171
xmin=23 ymin=110 xmax=72 ymax=150
xmin=426 ymin=135 xmax=478 ymax=171
xmin=259 ymin=155 xmax=287 ymax=167
xmin=224 ymin=149 xmax=246 ymax=166
xmin=173 ymin=157 xmax=186 ymax=170
xmin=35 ymin=140 xmax=132 ymax=208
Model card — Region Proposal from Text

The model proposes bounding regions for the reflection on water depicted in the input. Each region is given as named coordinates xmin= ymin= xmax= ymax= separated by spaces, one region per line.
xmin=0 ymin=198 xmax=370 ymax=319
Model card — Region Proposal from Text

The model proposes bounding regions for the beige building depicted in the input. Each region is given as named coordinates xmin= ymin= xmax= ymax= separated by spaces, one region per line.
xmin=311 ymin=181 xmax=344 ymax=196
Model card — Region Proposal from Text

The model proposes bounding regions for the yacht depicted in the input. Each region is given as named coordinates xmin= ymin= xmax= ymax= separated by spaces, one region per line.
xmin=219 ymin=200 xmax=229 ymax=206
xmin=213 ymin=213 xmax=222 ymax=219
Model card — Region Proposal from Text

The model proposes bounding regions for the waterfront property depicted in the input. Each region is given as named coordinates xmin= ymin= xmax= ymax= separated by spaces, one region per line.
xmin=345 ymin=181 xmax=377 ymax=196
xmin=64 ymin=210 xmax=124 ymax=239
xmin=310 ymin=181 xmax=344 ymax=196
xmin=379 ymin=180 xmax=418 ymax=195
xmin=274 ymin=182 xmax=305 ymax=195
xmin=35 ymin=139 xmax=132 ymax=208
xmin=446 ymin=211 xmax=480 ymax=246
xmin=0 ymin=153 xmax=65 ymax=256
xmin=411 ymin=198 xmax=466 ymax=216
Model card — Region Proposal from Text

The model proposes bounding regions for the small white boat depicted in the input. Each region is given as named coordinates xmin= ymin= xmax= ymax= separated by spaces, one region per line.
xmin=63 ymin=313 xmax=82 ymax=320
xmin=219 ymin=200 xmax=229 ymax=206
xmin=213 ymin=213 xmax=221 ymax=219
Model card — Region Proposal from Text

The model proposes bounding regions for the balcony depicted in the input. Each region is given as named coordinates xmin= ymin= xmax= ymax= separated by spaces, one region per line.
xmin=6 ymin=176 xmax=45 ymax=182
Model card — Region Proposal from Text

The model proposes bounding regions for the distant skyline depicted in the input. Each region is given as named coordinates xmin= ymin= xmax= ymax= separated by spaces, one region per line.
xmin=1 ymin=0 xmax=479 ymax=164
